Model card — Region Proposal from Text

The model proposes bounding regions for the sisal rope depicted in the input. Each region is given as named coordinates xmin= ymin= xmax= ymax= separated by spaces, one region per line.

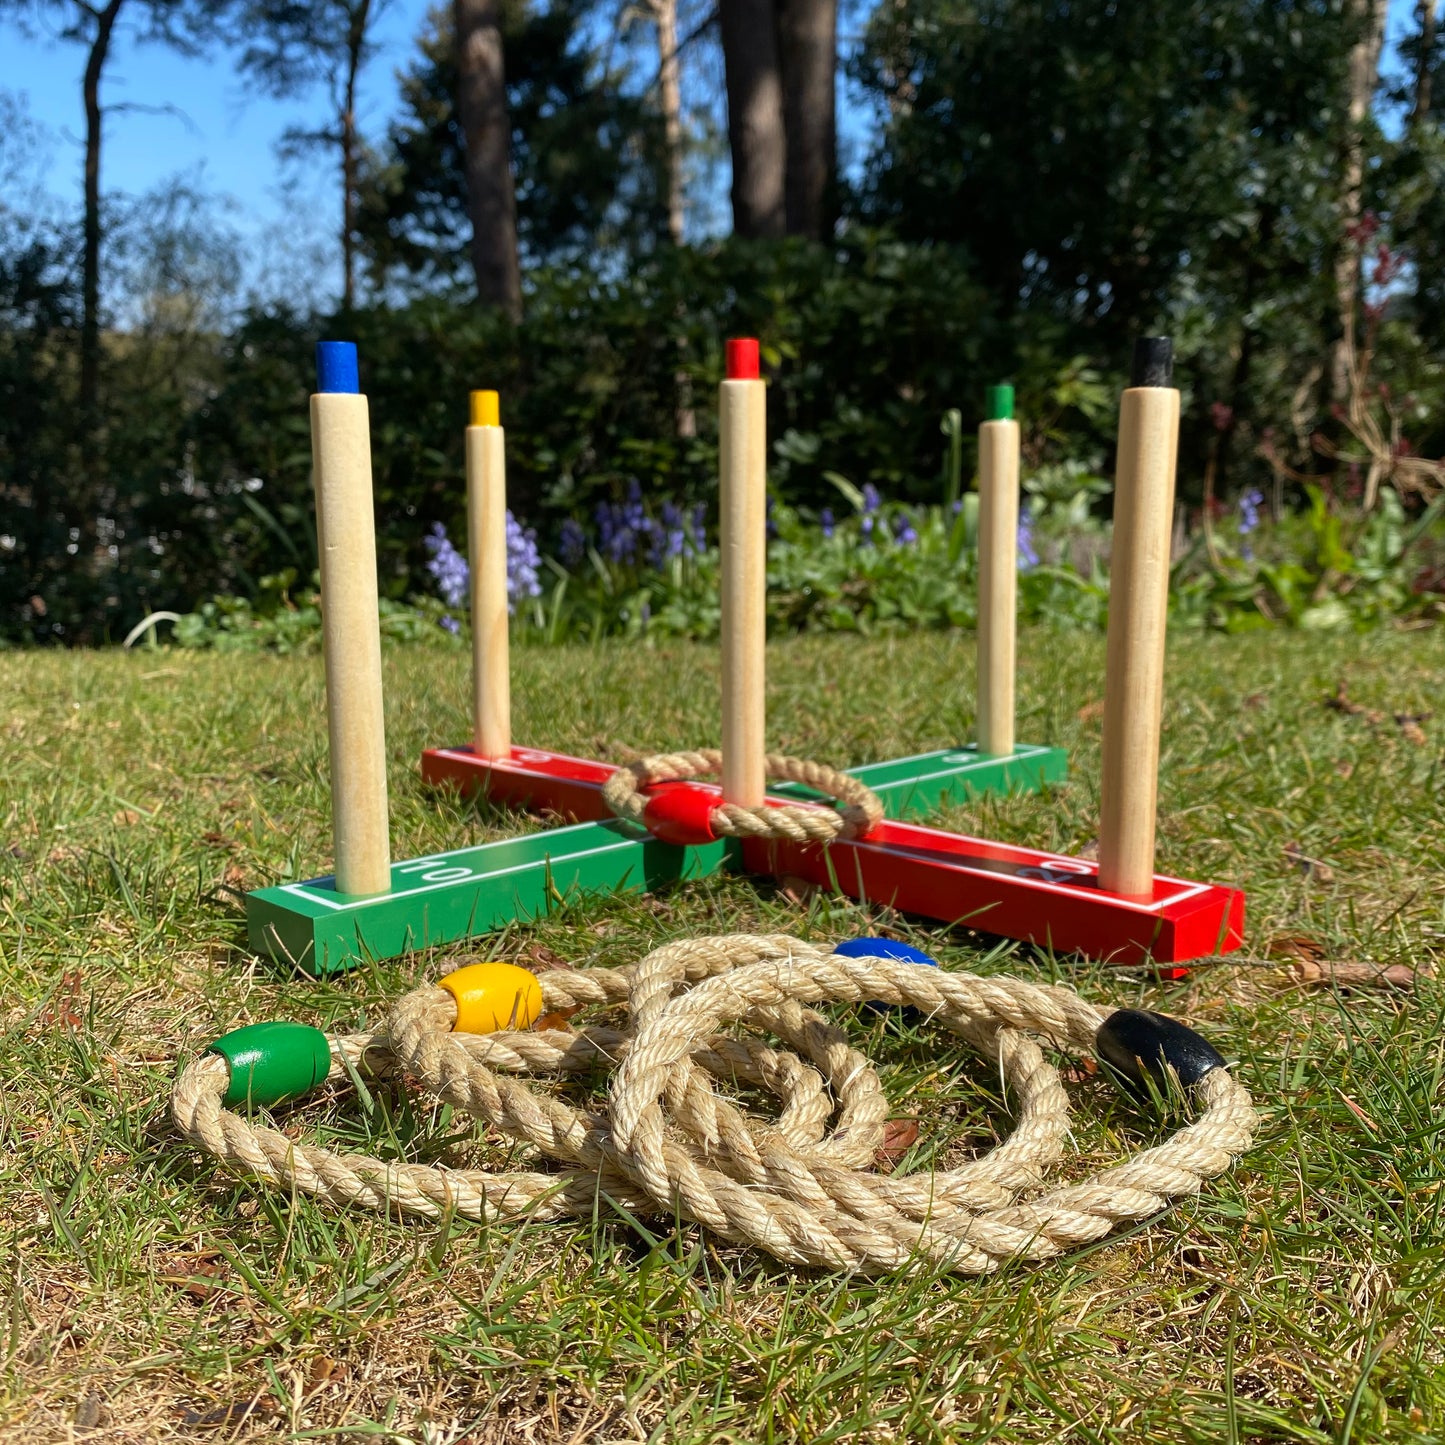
xmin=172 ymin=935 xmax=1255 ymax=1275
xmin=601 ymin=750 xmax=885 ymax=843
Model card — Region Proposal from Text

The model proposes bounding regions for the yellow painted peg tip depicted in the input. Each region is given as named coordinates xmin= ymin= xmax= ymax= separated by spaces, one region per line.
xmin=469 ymin=390 xmax=500 ymax=427
xmin=439 ymin=961 xmax=543 ymax=1033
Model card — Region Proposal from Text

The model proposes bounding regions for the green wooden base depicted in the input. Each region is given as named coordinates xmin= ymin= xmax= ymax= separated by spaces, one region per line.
xmin=778 ymin=743 xmax=1067 ymax=815
xmin=247 ymin=744 xmax=1066 ymax=975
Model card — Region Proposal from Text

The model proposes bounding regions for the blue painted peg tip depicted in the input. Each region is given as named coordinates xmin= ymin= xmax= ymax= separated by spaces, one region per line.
xmin=316 ymin=341 xmax=360 ymax=394
xmin=834 ymin=938 xmax=939 ymax=1016
xmin=833 ymin=937 xmax=939 ymax=967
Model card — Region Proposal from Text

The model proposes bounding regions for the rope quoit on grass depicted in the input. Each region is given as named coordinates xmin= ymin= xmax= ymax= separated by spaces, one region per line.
xmin=601 ymin=749 xmax=885 ymax=845
xmin=171 ymin=935 xmax=1257 ymax=1276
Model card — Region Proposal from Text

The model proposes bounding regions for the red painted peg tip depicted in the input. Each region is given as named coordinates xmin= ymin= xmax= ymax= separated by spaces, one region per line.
xmin=641 ymin=782 xmax=718 ymax=847
xmin=725 ymin=338 xmax=760 ymax=381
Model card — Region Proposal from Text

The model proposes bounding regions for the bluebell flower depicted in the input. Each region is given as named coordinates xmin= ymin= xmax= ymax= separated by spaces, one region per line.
xmin=688 ymin=502 xmax=707 ymax=553
xmin=424 ymin=522 xmax=470 ymax=609
xmin=439 ymin=614 xmax=460 ymax=634
xmin=659 ymin=501 xmax=689 ymax=562
xmin=861 ymin=483 xmax=881 ymax=514
xmin=893 ymin=512 xmax=918 ymax=546
xmin=1238 ymin=489 xmax=1263 ymax=534
xmin=1017 ymin=512 xmax=1039 ymax=570
xmin=820 ymin=507 xmax=834 ymax=538
xmin=505 ymin=509 xmax=543 ymax=612
xmin=558 ymin=518 xmax=587 ymax=568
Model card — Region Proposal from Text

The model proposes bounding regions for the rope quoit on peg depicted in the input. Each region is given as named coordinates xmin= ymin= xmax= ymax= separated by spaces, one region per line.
xmin=601 ymin=749 xmax=885 ymax=846
xmin=172 ymin=936 xmax=1257 ymax=1276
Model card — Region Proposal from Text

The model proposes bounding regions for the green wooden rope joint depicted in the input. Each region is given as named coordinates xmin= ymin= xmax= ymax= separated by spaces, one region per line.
xmin=210 ymin=1022 xmax=332 ymax=1108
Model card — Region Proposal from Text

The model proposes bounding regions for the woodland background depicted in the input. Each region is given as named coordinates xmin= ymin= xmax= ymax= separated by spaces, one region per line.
xmin=1 ymin=0 xmax=1443 ymax=643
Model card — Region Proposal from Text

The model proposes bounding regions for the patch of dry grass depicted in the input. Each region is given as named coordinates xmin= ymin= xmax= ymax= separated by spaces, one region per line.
xmin=2 ymin=627 xmax=1443 ymax=1441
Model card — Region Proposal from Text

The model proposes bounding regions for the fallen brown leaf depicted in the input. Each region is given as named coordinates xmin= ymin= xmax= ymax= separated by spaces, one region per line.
xmin=1324 ymin=682 xmax=1365 ymax=715
xmin=1061 ymin=1057 xmax=1099 ymax=1085
xmin=524 ymin=943 xmax=573 ymax=973
xmin=1077 ymin=699 xmax=1105 ymax=723
xmin=111 ymin=808 xmax=140 ymax=826
xmin=874 ymin=1117 xmax=920 ymax=1170
xmin=1242 ymin=691 xmax=1269 ymax=710
xmin=200 ymin=830 xmax=237 ymax=849
xmin=176 ymin=1393 xmax=278 ymax=1429
xmin=1266 ymin=933 xmax=1327 ymax=962
xmin=1334 ymin=760 xmax=1355 ymax=779
xmin=36 ymin=970 xmax=84 ymax=1031
xmin=777 ymin=874 xmax=820 ymax=906
xmin=1283 ymin=841 xmax=1335 ymax=885
xmin=1395 ymin=712 xmax=1431 ymax=746
xmin=308 ymin=1355 xmax=347 ymax=1387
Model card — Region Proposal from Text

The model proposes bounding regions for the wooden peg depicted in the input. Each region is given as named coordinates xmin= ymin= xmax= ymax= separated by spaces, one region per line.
xmin=719 ymin=338 xmax=767 ymax=807
xmin=1099 ymin=338 xmax=1180 ymax=899
xmin=977 ymin=384 xmax=1019 ymax=757
xmin=311 ymin=342 xmax=391 ymax=897
xmin=467 ymin=390 xmax=510 ymax=760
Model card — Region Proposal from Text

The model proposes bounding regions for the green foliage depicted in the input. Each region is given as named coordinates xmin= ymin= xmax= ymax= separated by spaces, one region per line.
xmin=851 ymin=0 xmax=1373 ymax=493
xmin=1174 ymin=488 xmax=1445 ymax=632
xmin=167 ymin=472 xmax=1440 ymax=650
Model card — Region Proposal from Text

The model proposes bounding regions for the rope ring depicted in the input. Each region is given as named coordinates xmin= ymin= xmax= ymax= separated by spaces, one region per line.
xmin=172 ymin=935 xmax=1257 ymax=1276
xmin=602 ymin=748 xmax=885 ymax=845
xmin=609 ymin=941 xmax=1257 ymax=1273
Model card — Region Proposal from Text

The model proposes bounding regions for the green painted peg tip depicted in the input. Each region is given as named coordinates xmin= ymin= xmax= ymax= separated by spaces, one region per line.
xmin=985 ymin=384 xmax=1014 ymax=421
xmin=210 ymin=1021 xmax=332 ymax=1108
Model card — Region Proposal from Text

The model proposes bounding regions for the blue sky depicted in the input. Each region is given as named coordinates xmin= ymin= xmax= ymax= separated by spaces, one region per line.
xmin=0 ymin=0 xmax=1425 ymax=304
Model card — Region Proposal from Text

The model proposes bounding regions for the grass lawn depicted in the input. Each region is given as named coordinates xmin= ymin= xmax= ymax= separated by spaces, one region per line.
xmin=2 ymin=626 xmax=1443 ymax=1442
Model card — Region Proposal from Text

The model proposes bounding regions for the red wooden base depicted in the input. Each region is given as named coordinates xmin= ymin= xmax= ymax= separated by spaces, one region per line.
xmin=740 ymin=826 xmax=1242 ymax=969
xmin=421 ymin=744 xmax=631 ymax=822
xmin=419 ymin=745 xmax=1244 ymax=967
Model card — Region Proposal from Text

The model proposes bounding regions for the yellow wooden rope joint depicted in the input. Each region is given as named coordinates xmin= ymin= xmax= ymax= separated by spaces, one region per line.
xmin=440 ymin=962 xmax=543 ymax=1033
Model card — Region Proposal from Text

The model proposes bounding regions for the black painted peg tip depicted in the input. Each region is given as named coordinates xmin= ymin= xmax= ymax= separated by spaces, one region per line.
xmin=1095 ymin=1008 xmax=1226 ymax=1100
xmin=1130 ymin=337 xmax=1174 ymax=388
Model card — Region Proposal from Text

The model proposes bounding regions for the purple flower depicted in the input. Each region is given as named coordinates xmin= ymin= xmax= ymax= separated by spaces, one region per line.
xmin=439 ymin=614 xmax=460 ymax=634
xmin=558 ymin=518 xmax=587 ymax=568
xmin=505 ymin=510 xmax=543 ymax=612
xmin=659 ymin=501 xmax=689 ymax=562
xmin=861 ymin=483 xmax=881 ymax=514
xmin=893 ymin=512 xmax=918 ymax=546
xmin=424 ymin=522 xmax=470 ymax=609
xmin=1017 ymin=512 xmax=1039 ymax=570
xmin=820 ymin=507 xmax=835 ymax=538
xmin=596 ymin=479 xmax=653 ymax=564
xmin=689 ymin=502 xmax=707 ymax=552
xmin=1238 ymin=489 xmax=1263 ymax=535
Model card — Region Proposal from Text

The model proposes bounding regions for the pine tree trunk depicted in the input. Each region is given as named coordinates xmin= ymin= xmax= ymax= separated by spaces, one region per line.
xmin=719 ymin=0 xmax=786 ymax=238
xmin=1330 ymin=0 xmax=1387 ymax=405
xmin=1413 ymin=0 xmax=1438 ymax=124
xmin=653 ymin=0 xmax=685 ymax=245
xmin=340 ymin=0 xmax=371 ymax=310
xmin=454 ymin=0 xmax=522 ymax=319
xmin=81 ymin=0 xmax=124 ymax=494
xmin=778 ymin=0 xmax=836 ymax=239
